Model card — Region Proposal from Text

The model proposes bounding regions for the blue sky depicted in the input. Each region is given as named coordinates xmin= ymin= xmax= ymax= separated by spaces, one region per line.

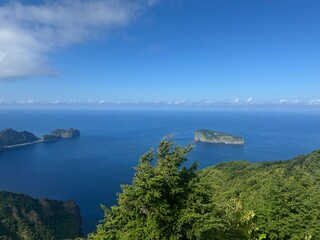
xmin=0 ymin=0 xmax=319 ymax=105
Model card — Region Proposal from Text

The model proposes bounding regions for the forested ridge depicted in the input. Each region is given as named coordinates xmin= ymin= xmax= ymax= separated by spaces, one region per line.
xmin=200 ymin=149 xmax=320 ymax=239
xmin=90 ymin=141 xmax=320 ymax=240
xmin=0 ymin=191 xmax=82 ymax=240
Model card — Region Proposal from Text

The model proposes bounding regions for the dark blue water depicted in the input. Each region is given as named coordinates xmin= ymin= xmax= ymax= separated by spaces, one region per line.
xmin=0 ymin=109 xmax=319 ymax=233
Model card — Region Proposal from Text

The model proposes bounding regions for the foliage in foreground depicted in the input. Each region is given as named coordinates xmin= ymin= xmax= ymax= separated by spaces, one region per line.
xmin=90 ymin=140 xmax=320 ymax=239
xmin=89 ymin=140 xmax=264 ymax=239
xmin=201 ymin=149 xmax=320 ymax=239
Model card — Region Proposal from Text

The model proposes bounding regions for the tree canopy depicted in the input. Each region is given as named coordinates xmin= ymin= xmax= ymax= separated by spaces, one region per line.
xmin=90 ymin=141 xmax=320 ymax=240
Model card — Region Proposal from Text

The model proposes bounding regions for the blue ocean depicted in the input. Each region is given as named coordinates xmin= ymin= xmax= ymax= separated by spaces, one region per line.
xmin=0 ymin=109 xmax=319 ymax=233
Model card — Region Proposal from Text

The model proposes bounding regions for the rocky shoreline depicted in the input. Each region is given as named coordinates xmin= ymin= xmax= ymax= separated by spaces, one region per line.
xmin=3 ymin=140 xmax=43 ymax=149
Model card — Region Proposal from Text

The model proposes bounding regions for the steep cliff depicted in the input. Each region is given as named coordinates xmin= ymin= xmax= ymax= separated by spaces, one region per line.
xmin=0 ymin=191 xmax=82 ymax=240
xmin=51 ymin=128 xmax=80 ymax=139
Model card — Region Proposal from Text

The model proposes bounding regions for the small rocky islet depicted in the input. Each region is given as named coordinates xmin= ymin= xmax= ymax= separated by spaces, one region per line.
xmin=195 ymin=129 xmax=244 ymax=145
xmin=43 ymin=128 xmax=81 ymax=142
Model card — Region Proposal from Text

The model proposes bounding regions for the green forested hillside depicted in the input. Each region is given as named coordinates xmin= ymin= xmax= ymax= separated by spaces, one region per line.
xmin=90 ymin=141 xmax=320 ymax=240
xmin=201 ymin=149 xmax=320 ymax=239
xmin=0 ymin=191 xmax=83 ymax=240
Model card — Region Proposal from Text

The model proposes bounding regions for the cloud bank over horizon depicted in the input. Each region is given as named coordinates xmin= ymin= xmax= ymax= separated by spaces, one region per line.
xmin=1 ymin=96 xmax=320 ymax=108
xmin=0 ymin=0 xmax=156 ymax=79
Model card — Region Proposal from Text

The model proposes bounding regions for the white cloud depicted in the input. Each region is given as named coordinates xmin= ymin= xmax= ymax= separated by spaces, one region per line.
xmin=0 ymin=0 xmax=156 ymax=79
xmin=278 ymin=99 xmax=302 ymax=105
xmin=246 ymin=97 xmax=253 ymax=104
xmin=278 ymin=99 xmax=289 ymax=104
xmin=230 ymin=98 xmax=241 ymax=104
xmin=309 ymin=99 xmax=320 ymax=105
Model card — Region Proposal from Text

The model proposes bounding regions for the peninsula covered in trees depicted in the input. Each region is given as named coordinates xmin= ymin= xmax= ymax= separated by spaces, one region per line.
xmin=195 ymin=129 xmax=244 ymax=145
xmin=0 ymin=128 xmax=80 ymax=150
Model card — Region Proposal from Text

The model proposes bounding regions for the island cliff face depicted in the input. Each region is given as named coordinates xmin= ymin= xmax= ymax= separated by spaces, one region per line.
xmin=51 ymin=128 xmax=81 ymax=139
xmin=0 ymin=191 xmax=82 ymax=239
xmin=195 ymin=129 xmax=244 ymax=145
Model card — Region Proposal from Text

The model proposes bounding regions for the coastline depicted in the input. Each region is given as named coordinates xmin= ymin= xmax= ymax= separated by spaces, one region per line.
xmin=3 ymin=140 xmax=43 ymax=149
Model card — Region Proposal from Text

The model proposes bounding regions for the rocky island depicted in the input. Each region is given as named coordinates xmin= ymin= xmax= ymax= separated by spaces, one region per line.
xmin=0 ymin=128 xmax=41 ymax=149
xmin=51 ymin=128 xmax=81 ymax=139
xmin=0 ymin=128 xmax=80 ymax=149
xmin=195 ymin=129 xmax=244 ymax=145
xmin=42 ymin=128 xmax=81 ymax=142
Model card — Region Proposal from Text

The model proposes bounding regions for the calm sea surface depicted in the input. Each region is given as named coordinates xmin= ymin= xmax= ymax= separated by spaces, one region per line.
xmin=0 ymin=109 xmax=319 ymax=233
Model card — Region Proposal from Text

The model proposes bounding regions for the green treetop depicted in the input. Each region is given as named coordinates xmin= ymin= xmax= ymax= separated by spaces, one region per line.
xmin=89 ymin=140 xmax=260 ymax=240
xmin=90 ymin=140 xmax=214 ymax=239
